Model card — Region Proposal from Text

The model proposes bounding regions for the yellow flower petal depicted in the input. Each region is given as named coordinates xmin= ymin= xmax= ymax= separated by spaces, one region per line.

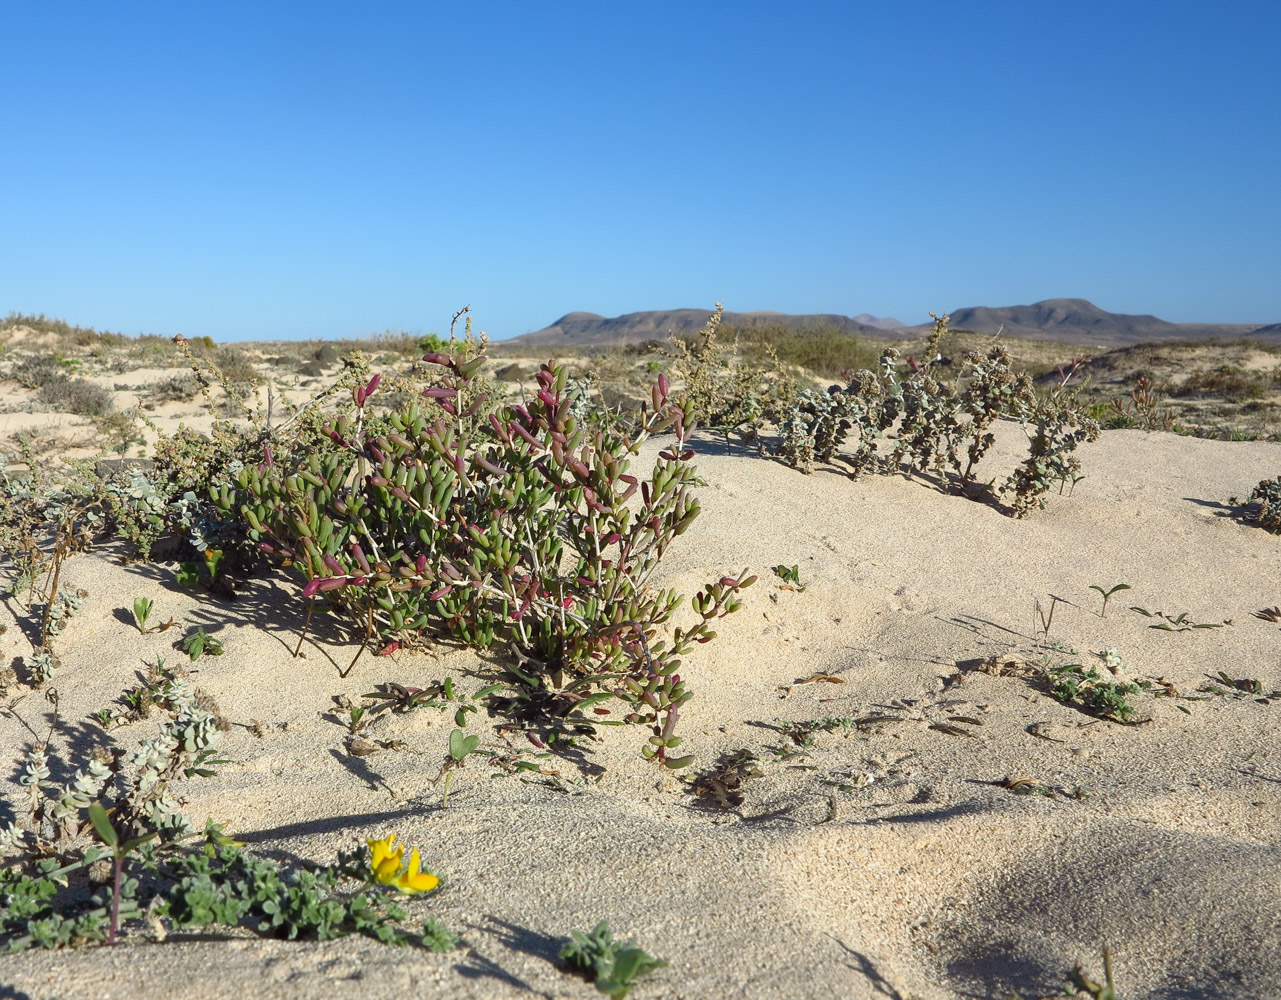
xmin=394 ymin=848 xmax=439 ymax=894
xmin=367 ymin=835 xmax=405 ymax=885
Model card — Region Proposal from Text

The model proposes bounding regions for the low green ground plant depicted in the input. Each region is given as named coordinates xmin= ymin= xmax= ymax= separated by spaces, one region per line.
xmin=560 ymin=920 xmax=667 ymax=999
xmin=1047 ymin=650 xmax=1148 ymax=722
xmin=0 ymin=831 xmax=452 ymax=951
xmin=178 ymin=627 xmax=223 ymax=660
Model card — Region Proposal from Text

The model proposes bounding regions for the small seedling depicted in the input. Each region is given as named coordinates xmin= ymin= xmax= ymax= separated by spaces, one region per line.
xmin=772 ymin=564 xmax=807 ymax=592
xmin=420 ymin=916 xmax=459 ymax=953
xmin=439 ymin=729 xmax=480 ymax=807
xmin=449 ymin=728 xmax=480 ymax=761
xmin=1089 ymin=583 xmax=1130 ymax=617
xmin=132 ymin=597 xmax=152 ymax=633
xmin=364 ymin=682 xmax=441 ymax=714
xmin=1000 ymin=775 xmax=1091 ymax=800
xmin=690 ymin=749 xmax=763 ymax=809
xmin=1199 ymin=671 xmax=1281 ymax=702
xmin=179 ymin=628 xmax=223 ymax=661
xmin=560 ymin=920 xmax=667 ymax=1000
xmin=131 ymin=597 xmax=177 ymax=635
xmin=363 ymin=677 xmax=502 ymax=724
xmin=770 ymin=727 xmax=816 ymax=763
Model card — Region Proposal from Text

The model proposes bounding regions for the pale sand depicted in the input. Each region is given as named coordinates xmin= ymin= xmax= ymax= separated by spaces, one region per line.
xmin=2 ymin=424 xmax=1280 ymax=999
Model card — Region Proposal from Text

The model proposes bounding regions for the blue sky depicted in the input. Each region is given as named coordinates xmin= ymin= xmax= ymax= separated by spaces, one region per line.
xmin=2 ymin=2 xmax=1278 ymax=341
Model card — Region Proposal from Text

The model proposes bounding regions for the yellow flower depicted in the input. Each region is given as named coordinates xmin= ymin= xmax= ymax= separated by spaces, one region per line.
xmin=366 ymin=835 xmax=405 ymax=885
xmin=394 ymin=848 xmax=439 ymax=894
xmin=365 ymin=835 xmax=438 ymax=894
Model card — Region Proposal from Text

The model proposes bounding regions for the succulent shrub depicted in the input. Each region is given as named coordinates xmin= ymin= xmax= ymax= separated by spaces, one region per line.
xmin=222 ymin=348 xmax=752 ymax=765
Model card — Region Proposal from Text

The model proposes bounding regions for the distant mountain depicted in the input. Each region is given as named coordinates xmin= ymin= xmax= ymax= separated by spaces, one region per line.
xmin=927 ymin=298 xmax=1266 ymax=345
xmin=853 ymin=313 xmax=908 ymax=331
xmin=503 ymin=299 xmax=1276 ymax=350
xmin=506 ymin=308 xmax=885 ymax=347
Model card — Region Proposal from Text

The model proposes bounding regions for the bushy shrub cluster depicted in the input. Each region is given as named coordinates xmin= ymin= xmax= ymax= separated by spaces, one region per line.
xmin=220 ymin=343 xmax=751 ymax=765
xmin=775 ymin=315 xmax=1100 ymax=517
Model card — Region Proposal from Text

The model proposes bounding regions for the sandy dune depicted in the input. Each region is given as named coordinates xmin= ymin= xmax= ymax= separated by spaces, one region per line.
xmin=2 ymin=423 xmax=1280 ymax=999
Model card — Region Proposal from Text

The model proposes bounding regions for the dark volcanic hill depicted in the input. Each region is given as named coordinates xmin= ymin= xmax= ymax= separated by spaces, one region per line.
xmin=924 ymin=298 xmax=1266 ymax=345
xmin=504 ymin=308 xmax=886 ymax=347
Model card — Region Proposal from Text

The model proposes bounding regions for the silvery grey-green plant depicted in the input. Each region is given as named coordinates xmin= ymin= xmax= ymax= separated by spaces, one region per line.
xmin=1232 ymin=476 xmax=1281 ymax=533
xmin=777 ymin=314 xmax=1100 ymax=517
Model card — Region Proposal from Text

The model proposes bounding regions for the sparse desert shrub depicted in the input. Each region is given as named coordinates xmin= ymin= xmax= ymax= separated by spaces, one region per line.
xmin=222 ymin=344 xmax=752 ymax=766
xmin=9 ymin=353 xmax=71 ymax=389
xmin=1095 ymin=376 xmax=1177 ymax=431
xmin=279 ymin=340 xmax=343 ymax=377
xmin=730 ymin=323 xmax=881 ymax=380
xmin=207 ymin=348 xmax=259 ymax=394
xmin=37 ymin=377 xmax=114 ymax=417
xmin=776 ymin=313 xmax=1100 ymax=517
xmin=670 ymin=304 xmax=797 ymax=445
xmin=149 ymin=374 xmax=201 ymax=405
xmin=0 ymin=312 xmax=126 ymax=345
xmin=1167 ymin=365 xmax=1271 ymax=401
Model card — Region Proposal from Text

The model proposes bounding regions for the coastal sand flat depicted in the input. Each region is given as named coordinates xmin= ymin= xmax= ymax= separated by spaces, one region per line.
xmin=2 ymin=425 xmax=1280 ymax=999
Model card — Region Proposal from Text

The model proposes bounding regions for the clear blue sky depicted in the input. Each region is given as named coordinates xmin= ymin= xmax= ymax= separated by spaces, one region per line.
xmin=2 ymin=1 xmax=1278 ymax=341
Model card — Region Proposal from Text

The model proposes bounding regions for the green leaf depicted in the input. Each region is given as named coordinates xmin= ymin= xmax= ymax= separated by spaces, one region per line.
xmin=448 ymin=729 xmax=479 ymax=761
xmin=572 ymin=692 xmax=616 ymax=713
xmin=176 ymin=563 xmax=202 ymax=588
xmin=87 ymin=802 xmax=118 ymax=848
